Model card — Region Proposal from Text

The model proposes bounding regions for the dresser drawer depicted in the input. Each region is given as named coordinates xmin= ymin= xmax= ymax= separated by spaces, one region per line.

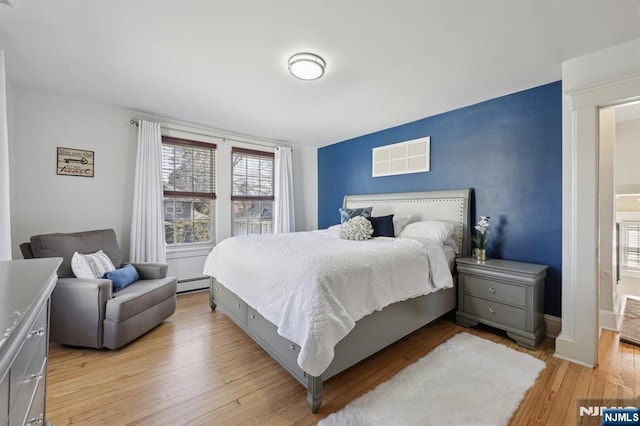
xmin=463 ymin=295 xmax=526 ymax=330
xmin=212 ymin=284 xmax=247 ymax=325
xmin=0 ymin=371 xmax=8 ymax=426
xmin=10 ymin=305 xmax=47 ymax=410
xmin=23 ymin=374 xmax=45 ymax=426
xmin=10 ymin=357 xmax=46 ymax=426
xmin=463 ymin=275 xmax=527 ymax=307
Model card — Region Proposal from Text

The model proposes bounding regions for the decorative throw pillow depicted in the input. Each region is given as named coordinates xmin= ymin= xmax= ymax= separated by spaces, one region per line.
xmin=340 ymin=216 xmax=373 ymax=240
xmin=368 ymin=214 xmax=395 ymax=237
xmin=71 ymin=250 xmax=116 ymax=279
xmin=339 ymin=207 xmax=373 ymax=224
xmin=104 ymin=264 xmax=140 ymax=291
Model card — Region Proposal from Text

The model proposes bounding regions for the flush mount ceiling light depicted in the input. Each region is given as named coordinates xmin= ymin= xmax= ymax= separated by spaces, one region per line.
xmin=288 ymin=53 xmax=326 ymax=81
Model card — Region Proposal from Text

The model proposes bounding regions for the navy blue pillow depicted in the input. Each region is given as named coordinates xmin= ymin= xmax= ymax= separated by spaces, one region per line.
xmin=339 ymin=207 xmax=373 ymax=224
xmin=104 ymin=264 xmax=139 ymax=291
xmin=368 ymin=214 xmax=395 ymax=237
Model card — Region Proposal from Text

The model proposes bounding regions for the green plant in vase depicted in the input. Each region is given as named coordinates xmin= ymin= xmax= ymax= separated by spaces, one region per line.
xmin=472 ymin=216 xmax=490 ymax=261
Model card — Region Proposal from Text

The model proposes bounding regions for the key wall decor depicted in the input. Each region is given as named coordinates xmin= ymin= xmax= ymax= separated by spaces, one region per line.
xmin=56 ymin=147 xmax=95 ymax=177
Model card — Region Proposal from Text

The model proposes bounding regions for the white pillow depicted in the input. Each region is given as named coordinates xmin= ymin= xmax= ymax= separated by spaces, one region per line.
xmin=444 ymin=236 xmax=460 ymax=254
xmin=398 ymin=220 xmax=455 ymax=245
xmin=392 ymin=215 xmax=412 ymax=237
xmin=71 ymin=250 xmax=116 ymax=279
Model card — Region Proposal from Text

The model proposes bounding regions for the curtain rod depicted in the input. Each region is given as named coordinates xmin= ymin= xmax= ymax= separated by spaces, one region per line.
xmin=129 ymin=118 xmax=290 ymax=149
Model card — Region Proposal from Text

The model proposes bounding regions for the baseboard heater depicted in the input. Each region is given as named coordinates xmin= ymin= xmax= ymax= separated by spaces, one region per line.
xmin=177 ymin=276 xmax=209 ymax=294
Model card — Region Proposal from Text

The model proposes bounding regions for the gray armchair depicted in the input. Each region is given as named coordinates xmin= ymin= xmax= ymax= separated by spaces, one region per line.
xmin=21 ymin=229 xmax=177 ymax=349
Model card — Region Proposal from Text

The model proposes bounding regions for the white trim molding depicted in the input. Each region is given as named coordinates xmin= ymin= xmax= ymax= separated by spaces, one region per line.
xmin=558 ymin=71 xmax=640 ymax=368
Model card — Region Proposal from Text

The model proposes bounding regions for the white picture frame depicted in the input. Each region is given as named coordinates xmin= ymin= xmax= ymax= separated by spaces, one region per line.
xmin=372 ymin=136 xmax=430 ymax=177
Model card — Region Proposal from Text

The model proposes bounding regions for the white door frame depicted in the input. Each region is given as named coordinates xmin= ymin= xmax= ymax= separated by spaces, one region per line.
xmin=556 ymin=73 xmax=640 ymax=367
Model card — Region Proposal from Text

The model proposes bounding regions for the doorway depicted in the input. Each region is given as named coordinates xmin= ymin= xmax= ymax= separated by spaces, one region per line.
xmin=612 ymin=103 xmax=640 ymax=300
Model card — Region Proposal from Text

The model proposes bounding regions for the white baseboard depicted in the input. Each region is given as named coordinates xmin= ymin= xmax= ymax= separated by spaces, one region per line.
xmin=599 ymin=303 xmax=624 ymax=332
xmin=544 ymin=314 xmax=561 ymax=338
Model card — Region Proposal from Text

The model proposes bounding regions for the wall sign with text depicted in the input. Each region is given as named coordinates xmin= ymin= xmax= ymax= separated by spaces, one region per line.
xmin=56 ymin=147 xmax=94 ymax=177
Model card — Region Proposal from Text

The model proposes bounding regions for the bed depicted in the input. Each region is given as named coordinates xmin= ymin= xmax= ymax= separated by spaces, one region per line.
xmin=204 ymin=188 xmax=472 ymax=412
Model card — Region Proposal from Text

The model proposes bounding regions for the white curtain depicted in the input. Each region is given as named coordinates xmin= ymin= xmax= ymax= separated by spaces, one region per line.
xmin=0 ymin=52 xmax=11 ymax=260
xmin=274 ymin=146 xmax=295 ymax=233
xmin=130 ymin=120 xmax=166 ymax=263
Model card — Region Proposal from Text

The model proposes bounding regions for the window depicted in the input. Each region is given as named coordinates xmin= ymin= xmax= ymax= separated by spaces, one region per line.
xmin=232 ymin=147 xmax=274 ymax=235
xmin=162 ymin=136 xmax=216 ymax=245
xmin=622 ymin=222 xmax=640 ymax=270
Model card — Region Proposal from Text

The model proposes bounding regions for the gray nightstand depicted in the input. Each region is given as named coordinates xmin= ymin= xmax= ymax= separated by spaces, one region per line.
xmin=455 ymin=257 xmax=547 ymax=349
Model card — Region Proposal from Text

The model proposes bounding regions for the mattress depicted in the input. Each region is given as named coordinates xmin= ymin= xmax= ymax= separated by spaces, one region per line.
xmin=203 ymin=229 xmax=454 ymax=376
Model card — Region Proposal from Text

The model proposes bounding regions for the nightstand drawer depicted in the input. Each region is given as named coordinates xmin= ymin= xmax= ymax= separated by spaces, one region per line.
xmin=463 ymin=295 xmax=526 ymax=330
xmin=463 ymin=276 xmax=527 ymax=306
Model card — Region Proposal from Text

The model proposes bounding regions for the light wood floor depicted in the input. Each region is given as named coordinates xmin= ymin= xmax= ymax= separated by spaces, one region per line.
xmin=46 ymin=291 xmax=639 ymax=425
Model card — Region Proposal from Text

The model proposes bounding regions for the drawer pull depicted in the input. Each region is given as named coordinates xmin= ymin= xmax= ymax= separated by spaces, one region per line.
xmin=289 ymin=344 xmax=296 ymax=351
xmin=488 ymin=307 xmax=496 ymax=314
xmin=28 ymin=327 xmax=45 ymax=338
xmin=30 ymin=373 xmax=43 ymax=381
xmin=489 ymin=287 xmax=496 ymax=294
xmin=250 ymin=314 xmax=255 ymax=319
xmin=215 ymin=287 xmax=220 ymax=291
xmin=26 ymin=417 xmax=43 ymax=425
xmin=236 ymin=303 xmax=241 ymax=308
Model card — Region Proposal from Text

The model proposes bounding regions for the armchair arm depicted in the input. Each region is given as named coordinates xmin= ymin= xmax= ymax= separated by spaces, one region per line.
xmin=129 ymin=262 xmax=168 ymax=280
xmin=50 ymin=278 xmax=113 ymax=348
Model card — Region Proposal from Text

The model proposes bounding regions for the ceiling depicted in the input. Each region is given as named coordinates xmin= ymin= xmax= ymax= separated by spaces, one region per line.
xmin=1 ymin=1 xmax=640 ymax=148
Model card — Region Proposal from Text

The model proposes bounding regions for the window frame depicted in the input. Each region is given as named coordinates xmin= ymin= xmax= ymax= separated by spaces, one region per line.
xmin=231 ymin=147 xmax=275 ymax=236
xmin=162 ymin=136 xmax=217 ymax=247
xmin=622 ymin=221 xmax=640 ymax=271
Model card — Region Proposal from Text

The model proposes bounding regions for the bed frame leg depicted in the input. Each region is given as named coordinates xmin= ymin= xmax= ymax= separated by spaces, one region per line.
xmin=307 ymin=375 xmax=323 ymax=413
xmin=209 ymin=280 xmax=217 ymax=311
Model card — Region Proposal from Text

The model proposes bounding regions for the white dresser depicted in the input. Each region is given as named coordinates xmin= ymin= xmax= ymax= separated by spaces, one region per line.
xmin=0 ymin=258 xmax=61 ymax=426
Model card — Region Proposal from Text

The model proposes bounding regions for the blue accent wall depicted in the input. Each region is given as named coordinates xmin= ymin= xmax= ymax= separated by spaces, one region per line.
xmin=318 ymin=81 xmax=562 ymax=317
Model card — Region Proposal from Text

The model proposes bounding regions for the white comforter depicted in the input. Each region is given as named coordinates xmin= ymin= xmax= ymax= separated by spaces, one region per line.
xmin=202 ymin=228 xmax=453 ymax=376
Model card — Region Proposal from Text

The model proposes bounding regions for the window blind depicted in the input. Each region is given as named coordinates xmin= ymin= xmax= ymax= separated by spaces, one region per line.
xmin=623 ymin=222 xmax=640 ymax=270
xmin=231 ymin=147 xmax=274 ymax=200
xmin=162 ymin=136 xmax=216 ymax=199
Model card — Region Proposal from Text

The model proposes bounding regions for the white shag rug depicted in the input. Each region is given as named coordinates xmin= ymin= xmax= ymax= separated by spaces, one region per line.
xmin=318 ymin=332 xmax=545 ymax=426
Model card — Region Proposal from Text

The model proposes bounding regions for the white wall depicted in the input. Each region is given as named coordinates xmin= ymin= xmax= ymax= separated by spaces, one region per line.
xmin=616 ymin=119 xmax=640 ymax=212
xmin=11 ymin=86 xmax=137 ymax=259
xmin=616 ymin=119 xmax=640 ymax=186
xmin=4 ymin=74 xmax=14 ymax=258
xmin=598 ymin=108 xmax=619 ymax=331
xmin=9 ymin=86 xmax=318 ymax=287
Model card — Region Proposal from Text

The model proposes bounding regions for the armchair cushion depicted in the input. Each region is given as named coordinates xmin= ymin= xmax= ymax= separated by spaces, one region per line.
xmin=30 ymin=229 xmax=123 ymax=278
xmin=105 ymin=277 xmax=177 ymax=322
xmin=104 ymin=264 xmax=139 ymax=291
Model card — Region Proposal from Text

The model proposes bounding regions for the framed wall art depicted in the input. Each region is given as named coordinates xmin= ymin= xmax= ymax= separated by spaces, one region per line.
xmin=372 ymin=136 xmax=430 ymax=177
xmin=56 ymin=147 xmax=94 ymax=177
